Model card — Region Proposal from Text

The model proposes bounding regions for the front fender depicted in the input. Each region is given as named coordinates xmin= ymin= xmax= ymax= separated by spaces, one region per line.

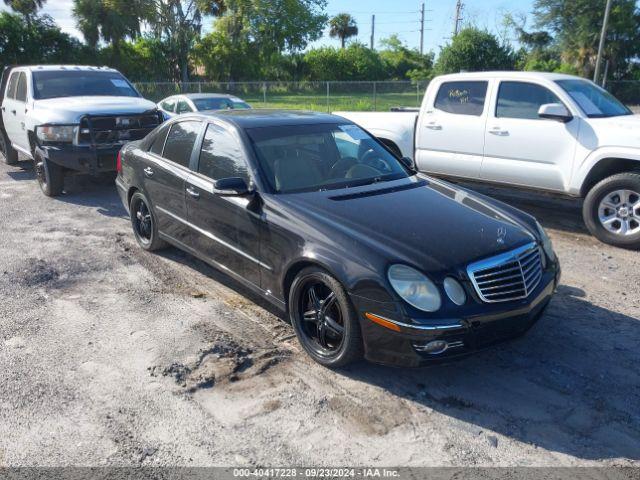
xmin=571 ymin=147 xmax=640 ymax=195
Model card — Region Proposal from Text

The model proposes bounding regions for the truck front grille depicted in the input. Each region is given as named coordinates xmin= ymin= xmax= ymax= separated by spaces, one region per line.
xmin=78 ymin=113 xmax=161 ymax=146
xmin=467 ymin=242 xmax=543 ymax=303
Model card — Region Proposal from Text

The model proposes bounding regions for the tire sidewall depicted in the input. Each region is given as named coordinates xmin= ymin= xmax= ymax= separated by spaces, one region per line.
xmin=583 ymin=174 xmax=640 ymax=249
xmin=0 ymin=129 xmax=18 ymax=165
xmin=288 ymin=267 xmax=362 ymax=368
xmin=129 ymin=192 xmax=160 ymax=251
xmin=33 ymin=150 xmax=64 ymax=197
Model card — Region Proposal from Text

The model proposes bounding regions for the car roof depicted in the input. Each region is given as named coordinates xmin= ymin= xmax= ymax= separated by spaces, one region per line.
xmin=191 ymin=109 xmax=348 ymax=128
xmin=182 ymin=93 xmax=244 ymax=100
xmin=435 ymin=71 xmax=584 ymax=82
xmin=21 ymin=65 xmax=118 ymax=73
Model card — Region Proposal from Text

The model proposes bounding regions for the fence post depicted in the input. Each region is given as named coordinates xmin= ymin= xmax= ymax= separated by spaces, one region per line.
xmin=417 ymin=82 xmax=420 ymax=106
xmin=326 ymin=82 xmax=330 ymax=112
xmin=262 ymin=82 xmax=267 ymax=105
xmin=198 ymin=82 xmax=202 ymax=93
xmin=373 ymin=81 xmax=377 ymax=111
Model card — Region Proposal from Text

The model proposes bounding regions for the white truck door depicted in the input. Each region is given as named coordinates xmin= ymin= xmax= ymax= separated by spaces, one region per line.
xmin=481 ymin=80 xmax=579 ymax=192
xmin=10 ymin=72 xmax=31 ymax=152
xmin=415 ymin=80 xmax=490 ymax=179
xmin=2 ymin=71 xmax=22 ymax=148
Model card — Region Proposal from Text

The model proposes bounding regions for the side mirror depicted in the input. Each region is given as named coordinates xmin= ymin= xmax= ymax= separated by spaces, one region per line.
xmin=538 ymin=103 xmax=573 ymax=123
xmin=399 ymin=156 xmax=415 ymax=170
xmin=213 ymin=177 xmax=252 ymax=196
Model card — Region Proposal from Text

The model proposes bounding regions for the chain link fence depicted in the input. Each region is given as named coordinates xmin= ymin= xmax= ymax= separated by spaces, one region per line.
xmin=134 ymin=81 xmax=430 ymax=112
xmin=133 ymin=79 xmax=640 ymax=112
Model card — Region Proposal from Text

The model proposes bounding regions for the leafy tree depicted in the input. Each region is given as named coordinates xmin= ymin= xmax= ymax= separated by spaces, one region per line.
xmin=329 ymin=13 xmax=358 ymax=48
xmin=72 ymin=0 xmax=150 ymax=56
xmin=434 ymin=27 xmax=515 ymax=75
xmin=3 ymin=0 xmax=45 ymax=24
xmin=303 ymin=43 xmax=386 ymax=81
xmin=378 ymin=34 xmax=434 ymax=80
xmin=0 ymin=12 xmax=91 ymax=69
xmin=194 ymin=0 xmax=327 ymax=81
xmin=533 ymin=0 xmax=640 ymax=80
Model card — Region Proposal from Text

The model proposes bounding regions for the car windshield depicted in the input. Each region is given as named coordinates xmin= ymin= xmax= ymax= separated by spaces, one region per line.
xmin=246 ymin=123 xmax=411 ymax=194
xmin=193 ymin=97 xmax=250 ymax=111
xmin=556 ymin=79 xmax=632 ymax=118
xmin=32 ymin=70 xmax=140 ymax=100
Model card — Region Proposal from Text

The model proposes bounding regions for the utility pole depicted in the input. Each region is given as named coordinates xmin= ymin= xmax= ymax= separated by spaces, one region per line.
xmin=453 ymin=0 xmax=464 ymax=36
xmin=420 ymin=3 xmax=425 ymax=55
xmin=593 ymin=0 xmax=613 ymax=85
xmin=370 ymin=14 xmax=375 ymax=49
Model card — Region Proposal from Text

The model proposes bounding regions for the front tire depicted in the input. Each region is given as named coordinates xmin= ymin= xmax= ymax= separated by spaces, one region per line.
xmin=129 ymin=191 xmax=167 ymax=251
xmin=289 ymin=267 xmax=363 ymax=368
xmin=583 ymin=173 xmax=640 ymax=249
xmin=0 ymin=129 xmax=18 ymax=165
xmin=34 ymin=150 xmax=65 ymax=197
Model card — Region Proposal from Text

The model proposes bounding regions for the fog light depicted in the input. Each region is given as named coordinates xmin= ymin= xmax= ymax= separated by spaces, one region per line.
xmin=444 ymin=277 xmax=466 ymax=306
xmin=414 ymin=340 xmax=449 ymax=355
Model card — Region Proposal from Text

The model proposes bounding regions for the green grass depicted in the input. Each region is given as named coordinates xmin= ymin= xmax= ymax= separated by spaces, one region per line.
xmin=238 ymin=92 xmax=423 ymax=112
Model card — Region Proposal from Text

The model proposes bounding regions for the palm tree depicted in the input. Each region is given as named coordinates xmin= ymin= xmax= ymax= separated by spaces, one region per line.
xmin=329 ymin=13 xmax=358 ymax=48
xmin=4 ymin=0 xmax=46 ymax=25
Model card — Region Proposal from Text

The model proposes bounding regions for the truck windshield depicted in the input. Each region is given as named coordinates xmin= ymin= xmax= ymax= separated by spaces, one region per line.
xmin=247 ymin=123 xmax=411 ymax=194
xmin=556 ymin=79 xmax=631 ymax=118
xmin=32 ymin=70 xmax=140 ymax=100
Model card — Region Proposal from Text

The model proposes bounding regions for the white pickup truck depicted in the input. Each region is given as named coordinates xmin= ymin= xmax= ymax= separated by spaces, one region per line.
xmin=336 ymin=71 xmax=640 ymax=249
xmin=0 ymin=65 xmax=162 ymax=196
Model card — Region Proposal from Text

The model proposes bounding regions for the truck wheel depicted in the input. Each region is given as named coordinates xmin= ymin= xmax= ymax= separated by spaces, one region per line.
xmin=33 ymin=150 xmax=65 ymax=197
xmin=583 ymin=173 xmax=640 ymax=249
xmin=0 ymin=129 xmax=18 ymax=165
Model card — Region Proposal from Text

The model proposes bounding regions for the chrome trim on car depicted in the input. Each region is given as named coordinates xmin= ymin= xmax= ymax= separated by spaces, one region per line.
xmin=366 ymin=313 xmax=463 ymax=331
xmin=467 ymin=242 xmax=543 ymax=303
xmin=155 ymin=206 xmax=272 ymax=271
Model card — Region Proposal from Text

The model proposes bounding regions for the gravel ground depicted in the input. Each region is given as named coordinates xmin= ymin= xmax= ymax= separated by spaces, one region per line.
xmin=0 ymin=159 xmax=639 ymax=467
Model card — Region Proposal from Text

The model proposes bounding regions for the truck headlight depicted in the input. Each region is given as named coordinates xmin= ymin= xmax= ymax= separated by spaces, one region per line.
xmin=388 ymin=264 xmax=442 ymax=312
xmin=36 ymin=125 xmax=78 ymax=144
xmin=535 ymin=221 xmax=556 ymax=263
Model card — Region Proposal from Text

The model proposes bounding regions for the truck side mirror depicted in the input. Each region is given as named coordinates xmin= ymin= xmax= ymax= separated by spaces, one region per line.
xmin=538 ymin=103 xmax=573 ymax=123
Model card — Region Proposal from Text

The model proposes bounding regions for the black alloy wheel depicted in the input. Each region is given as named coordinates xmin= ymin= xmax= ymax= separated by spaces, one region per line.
xmin=289 ymin=267 xmax=363 ymax=368
xmin=129 ymin=192 xmax=166 ymax=251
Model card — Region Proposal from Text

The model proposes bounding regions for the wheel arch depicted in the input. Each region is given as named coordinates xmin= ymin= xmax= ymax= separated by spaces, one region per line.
xmin=282 ymin=257 xmax=346 ymax=310
xmin=581 ymin=157 xmax=640 ymax=196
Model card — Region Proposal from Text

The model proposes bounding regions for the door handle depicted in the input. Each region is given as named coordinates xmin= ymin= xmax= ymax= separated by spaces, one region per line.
xmin=143 ymin=167 xmax=154 ymax=177
xmin=186 ymin=186 xmax=200 ymax=199
xmin=425 ymin=122 xmax=443 ymax=130
xmin=489 ymin=127 xmax=509 ymax=136
xmin=10 ymin=110 xmax=16 ymax=115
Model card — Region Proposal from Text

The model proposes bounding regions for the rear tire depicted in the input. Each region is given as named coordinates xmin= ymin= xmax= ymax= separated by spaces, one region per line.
xmin=583 ymin=172 xmax=640 ymax=249
xmin=0 ymin=129 xmax=18 ymax=165
xmin=33 ymin=149 xmax=65 ymax=197
xmin=129 ymin=191 xmax=167 ymax=251
xmin=289 ymin=266 xmax=363 ymax=368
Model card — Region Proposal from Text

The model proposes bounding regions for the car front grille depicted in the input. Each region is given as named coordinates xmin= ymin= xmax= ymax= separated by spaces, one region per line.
xmin=78 ymin=113 xmax=161 ymax=146
xmin=467 ymin=242 xmax=543 ymax=303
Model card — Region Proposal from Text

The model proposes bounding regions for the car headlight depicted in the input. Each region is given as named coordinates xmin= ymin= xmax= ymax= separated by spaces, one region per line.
xmin=36 ymin=125 xmax=78 ymax=144
xmin=388 ymin=264 xmax=442 ymax=312
xmin=535 ymin=221 xmax=556 ymax=263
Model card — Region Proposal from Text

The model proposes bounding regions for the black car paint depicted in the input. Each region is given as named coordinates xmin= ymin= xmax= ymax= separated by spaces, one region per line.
xmin=116 ymin=111 xmax=560 ymax=367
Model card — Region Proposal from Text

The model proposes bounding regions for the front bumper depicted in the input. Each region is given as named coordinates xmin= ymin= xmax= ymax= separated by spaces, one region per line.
xmin=40 ymin=144 xmax=121 ymax=175
xmin=352 ymin=270 xmax=559 ymax=367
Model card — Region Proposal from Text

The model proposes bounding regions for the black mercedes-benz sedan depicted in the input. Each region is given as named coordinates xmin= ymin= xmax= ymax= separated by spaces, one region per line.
xmin=115 ymin=110 xmax=560 ymax=368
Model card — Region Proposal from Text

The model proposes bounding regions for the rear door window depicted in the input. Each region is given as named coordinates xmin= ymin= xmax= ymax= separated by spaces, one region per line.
xmin=496 ymin=81 xmax=562 ymax=120
xmin=176 ymin=100 xmax=193 ymax=114
xmin=15 ymin=73 xmax=27 ymax=102
xmin=162 ymin=121 xmax=201 ymax=167
xmin=434 ymin=81 xmax=488 ymax=116
xmin=5 ymin=72 xmax=19 ymax=99
xmin=149 ymin=124 xmax=170 ymax=155
xmin=161 ymin=99 xmax=176 ymax=112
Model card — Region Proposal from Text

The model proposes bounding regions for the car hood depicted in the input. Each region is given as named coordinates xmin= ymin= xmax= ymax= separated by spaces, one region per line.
xmin=279 ymin=177 xmax=537 ymax=274
xmin=587 ymin=114 xmax=640 ymax=149
xmin=32 ymin=96 xmax=158 ymax=124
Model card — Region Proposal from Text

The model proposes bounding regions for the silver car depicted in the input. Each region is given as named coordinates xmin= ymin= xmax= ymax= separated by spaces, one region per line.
xmin=158 ymin=93 xmax=251 ymax=119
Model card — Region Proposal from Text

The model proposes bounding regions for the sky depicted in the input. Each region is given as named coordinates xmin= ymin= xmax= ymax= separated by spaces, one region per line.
xmin=0 ymin=0 xmax=537 ymax=54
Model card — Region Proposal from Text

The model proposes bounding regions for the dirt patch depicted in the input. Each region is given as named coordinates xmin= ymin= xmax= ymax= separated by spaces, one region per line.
xmin=151 ymin=332 xmax=291 ymax=393
xmin=327 ymin=394 xmax=413 ymax=436
xmin=19 ymin=258 xmax=60 ymax=286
